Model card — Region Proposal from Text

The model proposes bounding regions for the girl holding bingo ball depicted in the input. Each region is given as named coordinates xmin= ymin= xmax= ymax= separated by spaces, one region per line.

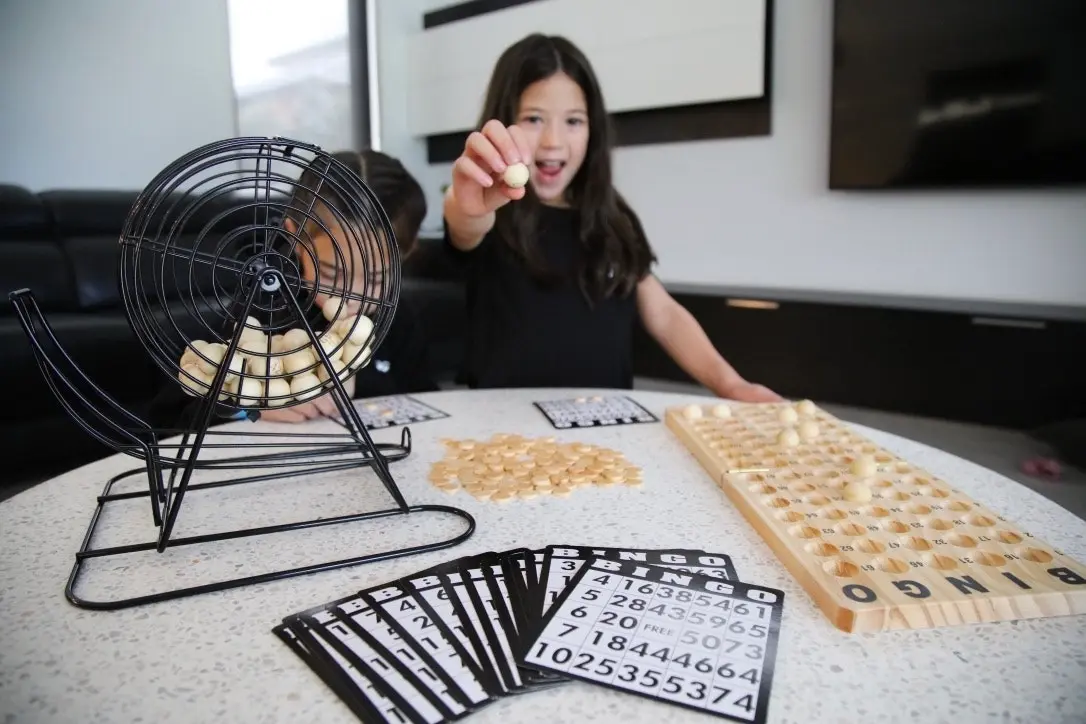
xmin=443 ymin=33 xmax=780 ymax=403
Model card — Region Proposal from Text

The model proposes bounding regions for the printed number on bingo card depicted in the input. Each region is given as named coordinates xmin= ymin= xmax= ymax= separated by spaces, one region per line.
xmin=522 ymin=558 xmax=785 ymax=724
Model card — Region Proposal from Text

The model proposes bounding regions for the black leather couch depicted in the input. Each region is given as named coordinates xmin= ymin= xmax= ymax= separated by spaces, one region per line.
xmin=0 ymin=184 xmax=466 ymax=485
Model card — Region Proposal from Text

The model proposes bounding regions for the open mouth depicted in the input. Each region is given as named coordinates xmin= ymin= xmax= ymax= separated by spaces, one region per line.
xmin=535 ymin=160 xmax=565 ymax=181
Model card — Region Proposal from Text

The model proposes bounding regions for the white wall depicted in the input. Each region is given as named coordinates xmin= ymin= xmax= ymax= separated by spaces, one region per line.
xmin=377 ymin=0 xmax=1086 ymax=308
xmin=0 ymin=0 xmax=237 ymax=191
xmin=405 ymin=0 xmax=765 ymax=137
xmin=3 ymin=0 xmax=1082 ymax=307
xmin=374 ymin=0 xmax=452 ymax=231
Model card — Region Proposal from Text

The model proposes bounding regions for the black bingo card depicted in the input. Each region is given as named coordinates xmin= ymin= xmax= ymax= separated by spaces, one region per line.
xmin=400 ymin=563 xmax=504 ymax=695
xmin=293 ymin=597 xmax=451 ymax=723
xmin=521 ymin=557 xmax=784 ymax=723
xmin=273 ymin=621 xmax=386 ymax=723
xmin=354 ymin=395 xmax=449 ymax=429
xmin=441 ymin=560 xmax=525 ymax=694
xmin=360 ymin=580 xmax=493 ymax=712
xmin=532 ymin=395 xmax=658 ymax=429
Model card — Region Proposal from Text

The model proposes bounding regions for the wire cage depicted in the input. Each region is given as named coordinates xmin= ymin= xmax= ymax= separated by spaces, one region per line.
xmin=8 ymin=137 xmax=474 ymax=610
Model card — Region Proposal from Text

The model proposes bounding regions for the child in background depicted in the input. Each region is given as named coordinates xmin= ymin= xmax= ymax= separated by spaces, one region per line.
xmin=148 ymin=150 xmax=438 ymax=428
xmin=443 ymin=33 xmax=780 ymax=402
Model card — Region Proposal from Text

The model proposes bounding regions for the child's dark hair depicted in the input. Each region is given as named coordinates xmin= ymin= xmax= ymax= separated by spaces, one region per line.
xmin=478 ymin=33 xmax=656 ymax=302
xmin=289 ymin=149 xmax=427 ymax=257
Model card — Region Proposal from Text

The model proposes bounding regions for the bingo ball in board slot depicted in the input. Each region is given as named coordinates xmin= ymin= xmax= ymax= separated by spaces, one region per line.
xmin=118 ymin=137 xmax=400 ymax=411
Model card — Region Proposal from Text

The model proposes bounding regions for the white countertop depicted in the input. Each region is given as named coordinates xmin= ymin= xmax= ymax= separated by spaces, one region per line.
xmin=1 ymin=388 xmax=1085 ymax=724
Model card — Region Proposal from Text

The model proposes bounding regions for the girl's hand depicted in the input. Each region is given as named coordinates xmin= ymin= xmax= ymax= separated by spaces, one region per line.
xmin=258 ymin=397 xmax=339 ymax=423
xmin=724 ymin=381 xmax=783 ymax=403
xmin=256 ymin=376 xmax=355 ymax=423
xmin=450 ymin=119 xmax=533 ymax=218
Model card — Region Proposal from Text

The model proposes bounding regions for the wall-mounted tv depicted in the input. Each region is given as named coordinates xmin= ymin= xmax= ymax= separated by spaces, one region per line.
xmin=828 ymin=0 xmax=1086 ymax=189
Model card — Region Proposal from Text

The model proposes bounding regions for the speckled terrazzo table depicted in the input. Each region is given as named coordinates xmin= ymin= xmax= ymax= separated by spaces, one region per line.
xmin=2 ymin=388 xmax=1085 ymax=724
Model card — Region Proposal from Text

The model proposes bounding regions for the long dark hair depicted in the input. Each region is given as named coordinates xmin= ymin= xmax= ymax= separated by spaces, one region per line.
xmin=289 ymin=149 xmax=427 ymax=257
xmin=478 ymin=34 xmax=656 ymax=302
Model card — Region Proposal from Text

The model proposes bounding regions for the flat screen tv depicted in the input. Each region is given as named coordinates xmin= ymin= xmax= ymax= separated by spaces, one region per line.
xmin=829 ymin=0 xmax=1086 ymax=189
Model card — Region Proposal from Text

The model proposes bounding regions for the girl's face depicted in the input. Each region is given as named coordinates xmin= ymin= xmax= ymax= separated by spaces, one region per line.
xmin=514 ymin=72 xmax=589 ymax=207
xmin=288 ymin=217 xmax=387 ymax=318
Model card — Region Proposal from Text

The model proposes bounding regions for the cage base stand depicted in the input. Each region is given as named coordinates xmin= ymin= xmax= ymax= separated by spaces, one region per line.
xmin=8 ymin=287 xmax=477 ymax=612
xmin=67 ymin=460 xmax=476 ymax=611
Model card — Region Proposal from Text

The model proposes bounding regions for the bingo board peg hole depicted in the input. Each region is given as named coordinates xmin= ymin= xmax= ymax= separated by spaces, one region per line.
xmin=882 ymin=520 xmax=910 ymax=534
xmin=929 ymin=519 xmax=954 ymax=531
xmin=776 ymin=510 xmax=804 ymax=523
xmin=948 ymin=501 xmax=972 ymax=512
xmin=906 ymin=503 xmax=932 ymax=516
xmin=1021 ymin=548 xmax=1053 ymax=563
xmin=901 ymin=536 xmax=932 ymax=551
xmin=876 ymin=557 xmax=909 ymax=574
xmin=949 ymin=533 xmax=977 ymax=548
xmin=974 ymin=551 xmax=1007 ymax=567
xmin=823 ymin=559 xmax=859 ymax=578
xmin=930 ymin=489 xmax=951 ymax=499
xmin=806 ymin=541 xmax=839 ymax=557
xmin=835 ymin=522 xmax=866 ymax=537
xmin=804 ymin=493 xmax=831 ymax=506
xmin=749 ymin=483 xmax=777 ymax=495
xmin=874 ymin=480 xmax=894 ymax=489
xmin=864 ymin=505 xmax=891 ymax=518
xmin=765 ymin=496 xmax=791 ymax=509
xmin=822 ymin=508 xmax=849 ymax=520
xmin=923 ymin=553 xmax=958 ymax=570
xmin=885 ymin=491 xmax=911 ymax=502
xmin=790 ymin=482 xmax=816 ymax=494
xmin=968 ymin=514 xmax=996 ymax=528
xmin=997 ymin=530 xmax=1024 ymax=545
xmin=856 ymin=538 xmax=886 ymax=554
xmin=790 ymin=525 xmax=822 ymax=540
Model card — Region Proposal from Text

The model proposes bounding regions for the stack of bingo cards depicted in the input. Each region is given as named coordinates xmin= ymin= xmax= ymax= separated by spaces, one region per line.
xmin=276 ymin=544 xmax=785 ymax=723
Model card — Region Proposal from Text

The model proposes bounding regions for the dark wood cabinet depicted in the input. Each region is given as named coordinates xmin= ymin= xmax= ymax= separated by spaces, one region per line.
xmin=406 ymin=238 xmax=1085 ymax=430
xmin=632 ymin=290 xmax=1086 ymax=430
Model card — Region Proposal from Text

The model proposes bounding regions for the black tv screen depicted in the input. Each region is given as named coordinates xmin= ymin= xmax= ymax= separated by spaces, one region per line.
xmin=829 ymin=0 xmax=1086 ymax=189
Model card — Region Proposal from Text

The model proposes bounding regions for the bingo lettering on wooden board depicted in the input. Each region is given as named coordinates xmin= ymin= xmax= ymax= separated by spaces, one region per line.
xmin=665 ymin=399 xmax=1086 ymax=633
xmin=521 ymin=557 xmax=784 ymax=724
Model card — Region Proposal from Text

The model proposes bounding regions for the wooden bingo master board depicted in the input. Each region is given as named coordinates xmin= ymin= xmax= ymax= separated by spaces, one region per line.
xmin=665 ymin=400 xmax=1086 ymax=633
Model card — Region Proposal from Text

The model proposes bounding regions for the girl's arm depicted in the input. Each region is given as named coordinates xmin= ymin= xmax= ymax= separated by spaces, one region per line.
xmin=636 ymin=275 xmax=782 ymax=402
xmin=443 ymin=186 xmax=495 ymax=252
xmin=444 ymin=121 xmax=534 ymax=251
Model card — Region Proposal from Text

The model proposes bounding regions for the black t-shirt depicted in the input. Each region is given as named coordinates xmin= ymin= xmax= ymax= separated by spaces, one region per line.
xmin=145 ymin=295 xmax=438 ymax=430
xmin=444 ymin=205 xmax=641 ymax=390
